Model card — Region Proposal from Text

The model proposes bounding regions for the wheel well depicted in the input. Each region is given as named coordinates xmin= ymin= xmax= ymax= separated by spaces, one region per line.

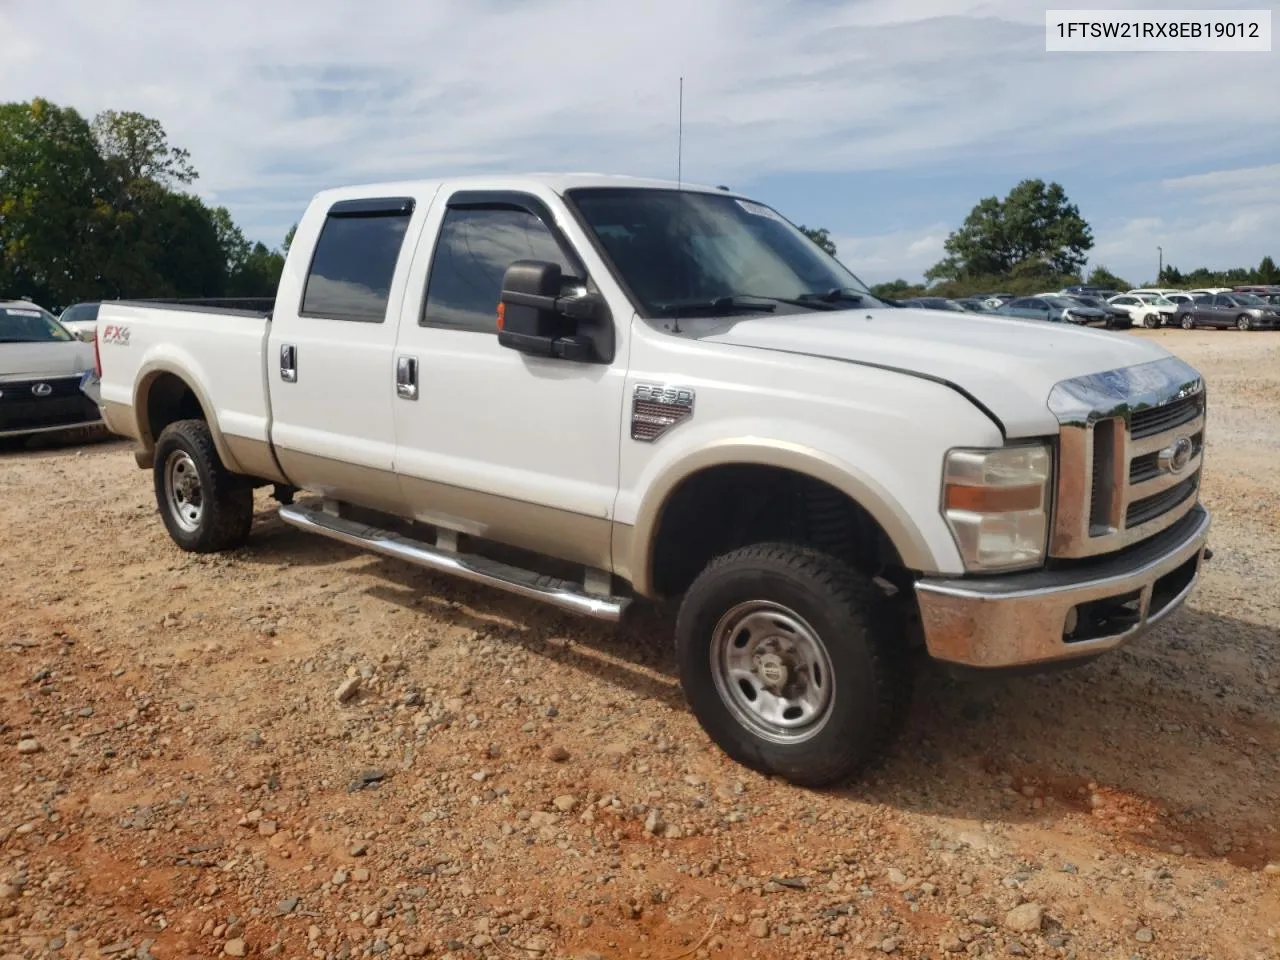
xmin=143 ymin=372 xmax=207 ymax=447
xmin=649 ymin=464 xmax=905 ymax=598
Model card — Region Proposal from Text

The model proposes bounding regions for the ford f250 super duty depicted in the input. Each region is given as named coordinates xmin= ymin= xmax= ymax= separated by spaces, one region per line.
xmin=93 ymin=174 xmax=1212 ymax=786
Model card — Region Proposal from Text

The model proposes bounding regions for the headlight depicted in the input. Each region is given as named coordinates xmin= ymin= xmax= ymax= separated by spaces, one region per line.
xmin=942 ymin=445 xmax=1052 ymax=572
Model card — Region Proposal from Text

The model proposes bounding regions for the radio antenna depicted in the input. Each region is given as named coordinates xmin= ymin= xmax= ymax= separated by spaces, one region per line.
xmin=677 ymin=76 xmax=683 ymax=189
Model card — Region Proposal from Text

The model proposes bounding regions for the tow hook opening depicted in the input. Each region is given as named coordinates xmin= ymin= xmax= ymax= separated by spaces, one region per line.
xmin=1064 ymin=590 xmax=1143 ymax=644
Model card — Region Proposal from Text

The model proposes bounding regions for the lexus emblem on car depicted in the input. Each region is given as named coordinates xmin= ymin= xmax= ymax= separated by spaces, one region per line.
xmin=32 ymin=382 xmax=53 ymax=397
xmin=1157 ymin=435 xmax=1194 ymax=475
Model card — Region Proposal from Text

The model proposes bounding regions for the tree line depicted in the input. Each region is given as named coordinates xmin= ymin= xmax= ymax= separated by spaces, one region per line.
xmin=803 ymin=179 xmax=1277 ymax=300
xmin=6 ymin=101 xmax=1272 ymax=312
xmin=0 ymin=99 xmax=289 ymax=311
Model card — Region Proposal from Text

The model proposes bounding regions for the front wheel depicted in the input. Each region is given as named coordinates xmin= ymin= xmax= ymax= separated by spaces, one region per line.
xmin=1236 ymin=314 xmax=1252 ymax=331
xmin=153 ymin=419 xmax=254 ymax=552
xmin=674 ymin=543 xmax=912 ymax=787
xmin=1144 ymin=313 xmax=1160 ymax=328
xmin=1181 ymin=314 xmax=1195 ymax=330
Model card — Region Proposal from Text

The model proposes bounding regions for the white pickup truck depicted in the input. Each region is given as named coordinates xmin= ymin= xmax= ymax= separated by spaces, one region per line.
xmin=94 ymin=174 xmax=1211 ymax=786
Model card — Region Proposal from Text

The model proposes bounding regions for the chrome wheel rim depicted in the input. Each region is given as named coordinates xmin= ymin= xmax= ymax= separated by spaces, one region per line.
xmin=710 ymin=601 xmax=836 ymax=744
xmin=164 ymin=450 xmax=204 ymax=533
xmin=1181 ymin=316 xmax=1193 ymax=329
xmin=1237 ymin=316 xmax=1250 ymax=330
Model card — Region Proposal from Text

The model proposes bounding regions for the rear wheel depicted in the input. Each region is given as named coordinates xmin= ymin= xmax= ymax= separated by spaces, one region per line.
xmin=675 ymin=543 xmax=912 ymax=787
xmin=1181 ymin=314 xmax=1195 ymax=330
xmin=1144 ymin=313 xmax=1160 ymax=328
xmin=153 ymin=419 xmax=253 ymax=552
xmin=1236 ymin=314 xmax=1252 ymax=331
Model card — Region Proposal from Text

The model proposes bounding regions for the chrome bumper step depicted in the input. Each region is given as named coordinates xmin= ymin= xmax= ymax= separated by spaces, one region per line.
xmin=277 ymin=502 xmax=630 ymax=622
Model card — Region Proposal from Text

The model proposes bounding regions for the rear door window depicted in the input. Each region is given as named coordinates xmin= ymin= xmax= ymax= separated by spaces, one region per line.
xmin=300 ymin=199 xmax=415 ymax=322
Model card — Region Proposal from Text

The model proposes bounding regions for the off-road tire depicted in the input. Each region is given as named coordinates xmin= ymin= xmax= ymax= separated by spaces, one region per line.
xmin=153 ymin=419 xmax=253 ymax=553
xmin=675 ymin=543 xmax=913 ymax=788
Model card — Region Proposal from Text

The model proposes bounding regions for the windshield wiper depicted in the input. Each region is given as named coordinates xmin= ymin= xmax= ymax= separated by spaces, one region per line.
xmin=796 ymin=288 xmax=867 ymax=306
xmin=653 ymin=295 xmax=778 ymax=317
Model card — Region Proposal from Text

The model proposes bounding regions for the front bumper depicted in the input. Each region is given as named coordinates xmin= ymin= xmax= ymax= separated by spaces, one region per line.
xmin=0 ymin=373 xmax=103 ymax=439
xmin=915 ymin=504 xmax=1211 ymax=669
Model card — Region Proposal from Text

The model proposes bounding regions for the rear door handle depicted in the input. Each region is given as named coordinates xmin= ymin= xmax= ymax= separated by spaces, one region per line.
xmin=396 ymin=355 xmax=418 ymax=400
xmin=280 ymin=344 xmax=297 ymax=382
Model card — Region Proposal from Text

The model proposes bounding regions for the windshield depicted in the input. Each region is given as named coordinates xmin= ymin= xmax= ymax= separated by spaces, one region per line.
xmin=0 ymin=305 xmax=72 ymax=343
xmin=1232 ymin=293 xmax=1266 ymax=305
xmin=1136 ymin=294 xmax=1174 ymax=306
xmin=565 ymin=188 xmax=879 ymax=317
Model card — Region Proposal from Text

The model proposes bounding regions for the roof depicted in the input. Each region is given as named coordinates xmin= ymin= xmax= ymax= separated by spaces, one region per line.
xmin=307 ymin=172 xmax=738 ymax=207
xmin=1 ymin=300 xmax=51 ymax=312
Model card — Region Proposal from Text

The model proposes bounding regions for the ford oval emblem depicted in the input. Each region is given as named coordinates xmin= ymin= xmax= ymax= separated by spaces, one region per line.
xmin=1158 ymin=435 xmax=1194 ymax=475
xmin=32 ymin=382 xmax=53 ymax=397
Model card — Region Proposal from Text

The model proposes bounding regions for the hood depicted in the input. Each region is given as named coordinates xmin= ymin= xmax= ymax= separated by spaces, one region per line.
xmin=0 ymin=340 xmax=95 ymax=379
xmin=701 ymin=307 xmax=1172 ymax=437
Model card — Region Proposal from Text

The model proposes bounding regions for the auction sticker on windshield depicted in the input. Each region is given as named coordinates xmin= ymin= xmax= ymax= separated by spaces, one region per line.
xmin=735 ymin=199 xmax=786 ymax=222
xmin=3 ymin=308 xmax=43 ymax=318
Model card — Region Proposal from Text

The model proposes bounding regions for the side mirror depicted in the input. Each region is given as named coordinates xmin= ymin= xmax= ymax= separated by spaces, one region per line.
xmin=496 ymin=260 xmax=609 ymax=362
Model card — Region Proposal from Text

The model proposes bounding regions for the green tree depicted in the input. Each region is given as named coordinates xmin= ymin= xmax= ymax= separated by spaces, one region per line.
xmin=91 ymin=109 xmax=197 ymax=190
xmin=227 ymin=242 xmax=285 ymax=297
xmin=0 ymin=99 xmax=114 ymax=307
xmin=927 ymin=179 xmax=1093 ymax=282
xmin=1086 ymin=265 xmax=1129 ymax=290
xmin=870 ymin=279 xmax=922 ymax=300
xmin=798 ymin=225 xmax=837 ymax=257
xmin=1256 ymin=256 xmax=1280 ymax=284
xmin=282 ymin=223 xmax=297 ymax=254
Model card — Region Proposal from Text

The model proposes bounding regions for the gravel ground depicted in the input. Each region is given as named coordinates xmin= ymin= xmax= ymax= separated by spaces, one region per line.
xmin=2 ymin=329 xmax=1278 ymax=960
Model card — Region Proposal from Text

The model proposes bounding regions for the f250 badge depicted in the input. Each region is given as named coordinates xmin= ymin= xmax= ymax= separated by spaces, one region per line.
xmin=100 ymin=324 xmax=131 ymax=346
xmin=631 ymin=383 xmax=695 ymax=442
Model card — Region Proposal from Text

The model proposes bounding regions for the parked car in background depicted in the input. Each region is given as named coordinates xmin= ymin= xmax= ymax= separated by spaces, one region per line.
xmin=1232 ymin=285 xmax=1280 ymax=305
xmin=1164 ymin=292 xmax=1198 ymax=308
xmin=58 ymin=302 xmax=100 ymax=340
xmin=1108 ymin=293 xmax=1178 ymax=328
xmin=1186 ymin=287 xmax=1232 ymax=297
xmin=981 ymin=293 xmax=1015 ymax=308
xmin=901 ymin=297 xmax=967 ymax=312
xmin=1128 ymin=288 xmax=1183 ymax=298
xmin=1066 ymin=295 xmax=1132 ymax=328
xmin=1175 ymin=291 xmax=1280 ymax=330
xmin=998 ymin=296 xmax=1108 ymax=325
xmin=1061 ymin=284 xmax=1121 ymax=299
xmin=0 ymin=301 xmax=102 ymax=443
xmin=954 ymin=298 xmax=1000 ymax=314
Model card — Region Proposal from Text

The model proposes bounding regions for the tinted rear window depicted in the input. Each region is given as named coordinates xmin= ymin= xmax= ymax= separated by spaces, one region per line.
xmin=301 ymin=204 xmax=414 ymax=322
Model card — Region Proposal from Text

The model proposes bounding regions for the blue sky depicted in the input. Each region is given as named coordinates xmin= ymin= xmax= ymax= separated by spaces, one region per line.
xmin=3 ymin=0 xmax=1277 ymax=285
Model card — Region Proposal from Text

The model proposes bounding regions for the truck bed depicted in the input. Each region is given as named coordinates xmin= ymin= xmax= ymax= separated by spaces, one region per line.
xmin=96 ymin=300 xmax=275 ymax=460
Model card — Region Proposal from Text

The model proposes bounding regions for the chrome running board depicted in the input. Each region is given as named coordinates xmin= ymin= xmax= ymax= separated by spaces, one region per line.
xmin=278 ymin=502 xmax=629 ymax=622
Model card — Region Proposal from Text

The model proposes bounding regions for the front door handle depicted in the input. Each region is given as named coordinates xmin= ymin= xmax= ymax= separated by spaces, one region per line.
xmin=396 ymin=355 xmax=418 ymax=400
xmin=280 ymin=344 xmax=297 ymax=382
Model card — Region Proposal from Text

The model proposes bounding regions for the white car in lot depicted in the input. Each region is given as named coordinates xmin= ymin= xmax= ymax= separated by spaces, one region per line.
xmin=0 ymin=301 xmax=102 ymax=442
xmin=1108 ymin=293 xmax=1179 ymax=328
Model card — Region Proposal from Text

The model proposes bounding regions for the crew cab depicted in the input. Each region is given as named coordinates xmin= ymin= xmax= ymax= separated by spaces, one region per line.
xmin=94 ymin=174 xmax=1212 ymax=786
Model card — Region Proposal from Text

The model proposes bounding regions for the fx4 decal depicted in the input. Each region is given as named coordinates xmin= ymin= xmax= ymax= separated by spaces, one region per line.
xmin=101 ymin=324 xmax=131 ymax=346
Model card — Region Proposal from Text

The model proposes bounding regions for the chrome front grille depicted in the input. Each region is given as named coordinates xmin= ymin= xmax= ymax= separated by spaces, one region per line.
xmin=1048 ymin=357 xmax=1206 ymax=559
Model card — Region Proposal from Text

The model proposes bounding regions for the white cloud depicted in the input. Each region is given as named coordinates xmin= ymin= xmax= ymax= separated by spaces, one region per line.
xmin=1 ymin=0 xmax=1276 ymax=277
xmin=1087 ymin=164 xmax=1280 ymax=284
xmin=832 ymin=224 xmax=950 ymax=284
